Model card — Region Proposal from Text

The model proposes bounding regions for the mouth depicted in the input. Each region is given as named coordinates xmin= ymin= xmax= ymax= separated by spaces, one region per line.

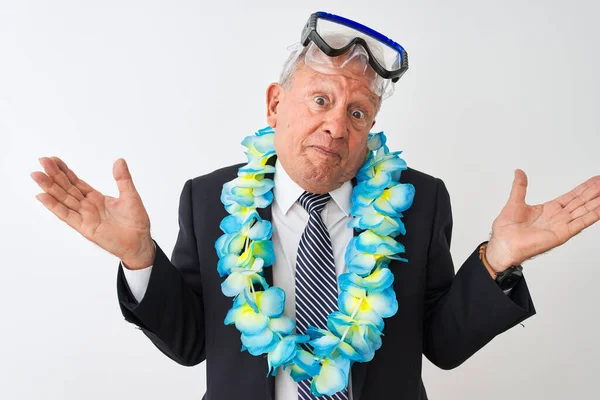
xmin=310 ymin=145 xmax=340 ymax=158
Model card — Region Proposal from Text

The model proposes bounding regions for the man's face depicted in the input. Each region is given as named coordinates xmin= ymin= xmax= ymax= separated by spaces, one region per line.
xmin=266 ymin=62 xmax=378 ymax=194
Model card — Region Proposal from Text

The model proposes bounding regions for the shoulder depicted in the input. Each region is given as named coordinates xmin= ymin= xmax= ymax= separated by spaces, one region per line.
xmin=402 ymin=166 xmax=446 ymax=192
xmin=175 ymin=163 xmax=246 ymax=215
xmin=187 ymin=163 xmax=245 ymax=193
xmin=401 ymin=166 xmax=451 ymax=210
xmin=401 ymin=166 xmax=437 ymax=185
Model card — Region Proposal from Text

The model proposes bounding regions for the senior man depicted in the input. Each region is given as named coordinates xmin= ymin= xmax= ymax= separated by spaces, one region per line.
xmin=32 ymin=11 xmax=600 ymax=400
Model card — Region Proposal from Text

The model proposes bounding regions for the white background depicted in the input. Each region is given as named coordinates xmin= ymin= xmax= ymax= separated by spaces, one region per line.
xmin=1 ymin=0 xmax=598 ymax=399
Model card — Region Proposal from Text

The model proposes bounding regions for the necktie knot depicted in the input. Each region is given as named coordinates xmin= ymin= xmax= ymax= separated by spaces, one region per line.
xmin=298 ymin=191 xmax=330 ymax=215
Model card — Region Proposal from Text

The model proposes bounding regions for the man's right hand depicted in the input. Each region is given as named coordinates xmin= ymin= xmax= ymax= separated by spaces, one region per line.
xmin=31 ymin=156 xmax=155 ymax=270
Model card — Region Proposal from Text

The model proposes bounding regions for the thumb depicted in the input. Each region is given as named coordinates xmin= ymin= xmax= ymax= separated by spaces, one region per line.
xmin=113 ymin=158 xmax=138 ymax=196
xmin=508 ymin=168 xmax=528 ymax=204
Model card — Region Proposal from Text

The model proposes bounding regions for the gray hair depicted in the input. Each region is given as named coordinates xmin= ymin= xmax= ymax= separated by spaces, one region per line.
xmin=278 ymin=35 xmax=384 ymax=116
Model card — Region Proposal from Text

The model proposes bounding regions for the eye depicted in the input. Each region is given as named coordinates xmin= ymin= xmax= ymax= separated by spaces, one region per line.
xmin=351 ymin=109 xmax=366 ymax=120
xmin=313 ymin=96 xmax=327 ymax=106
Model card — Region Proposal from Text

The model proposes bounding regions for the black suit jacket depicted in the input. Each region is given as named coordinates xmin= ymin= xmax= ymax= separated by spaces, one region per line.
xmin=117 ymin=163 xmax=536 ymax=400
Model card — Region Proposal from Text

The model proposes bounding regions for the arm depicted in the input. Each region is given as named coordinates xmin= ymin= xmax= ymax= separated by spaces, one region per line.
xmin=116 ymin=178 xmax=206 ymax=366
xmin=421 ymin=178 xmax=536 ymax=370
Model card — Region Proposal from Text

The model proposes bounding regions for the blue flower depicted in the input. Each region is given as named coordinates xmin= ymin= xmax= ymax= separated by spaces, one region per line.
xmin=310 ymin=356 xmax=349 ymax=396
xmin=338 ymin=266 xmax=394 ymax=294
xmin=345 ymin=231 xmax=408 ymax=276
xmin=267 ymin=335 xmax=310 ymax=376
xmin=373 ymin=182 xmax=415 ymax=216
xmin=286 ymin=349 xmax=321 ymax=382
xmin=241 ymin=128 xmax=275 ymax=162
xmin=215 ymin=217 xmax=272 ymax=258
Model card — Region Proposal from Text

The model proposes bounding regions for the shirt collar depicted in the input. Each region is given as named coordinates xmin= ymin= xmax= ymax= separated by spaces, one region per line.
xmin=272 ymin=158 xmax=352 ymax=216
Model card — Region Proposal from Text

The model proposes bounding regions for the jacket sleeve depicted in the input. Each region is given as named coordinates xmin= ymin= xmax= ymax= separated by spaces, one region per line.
xmin=422 ymin=178 xmax=536 ymax=370
xmin=116 ymin=178 xmax=206 ymax=366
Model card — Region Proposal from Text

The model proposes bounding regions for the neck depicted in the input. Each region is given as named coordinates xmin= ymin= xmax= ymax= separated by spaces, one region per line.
xmin=277 ymin=159 xmax=346 ymax=194
xmin=293 ymin=178 xmax=342 ymax=195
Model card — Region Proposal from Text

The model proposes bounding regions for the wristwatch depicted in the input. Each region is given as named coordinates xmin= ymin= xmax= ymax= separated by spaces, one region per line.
xmin=479 ymin=242 xmax=523 ymax=292
xmin=495 ymin=265 xmax=524 ymax=291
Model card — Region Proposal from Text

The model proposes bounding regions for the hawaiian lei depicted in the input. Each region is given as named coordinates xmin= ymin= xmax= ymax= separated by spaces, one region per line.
xmin=215 ymin=126 xmax=415 ymax=397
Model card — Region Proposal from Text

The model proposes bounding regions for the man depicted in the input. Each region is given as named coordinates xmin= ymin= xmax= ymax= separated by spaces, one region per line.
xmin=31 ymin=11 xmax=600 ymax=400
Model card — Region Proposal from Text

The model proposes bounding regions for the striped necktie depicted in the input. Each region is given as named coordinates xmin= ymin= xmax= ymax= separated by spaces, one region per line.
xmin=295 ymin=191 xmax=349 ymax=400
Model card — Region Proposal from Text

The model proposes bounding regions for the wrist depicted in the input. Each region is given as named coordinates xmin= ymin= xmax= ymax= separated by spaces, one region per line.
xmin=478 ymin=243 xmax=498 ymax=279
xmin=484 ymin=238 xmax=515 ymax=273
xmin=122 ymin=239 xmax=156 ymax=270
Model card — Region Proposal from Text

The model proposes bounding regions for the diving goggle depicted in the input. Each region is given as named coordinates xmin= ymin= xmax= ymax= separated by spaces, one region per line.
xmin=290 ymin=11 xmax=409 ymax=99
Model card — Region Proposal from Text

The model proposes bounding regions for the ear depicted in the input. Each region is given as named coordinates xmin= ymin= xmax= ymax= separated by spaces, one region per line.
xmin=266 ymin=82 xmax=282 ymax=128
xmin=370 ymin=119 xmax=376 ymax=129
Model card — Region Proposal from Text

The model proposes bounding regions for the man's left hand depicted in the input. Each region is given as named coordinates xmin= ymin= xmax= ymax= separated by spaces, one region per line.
xmin=485 ymin=169 xmax=600 ymax=273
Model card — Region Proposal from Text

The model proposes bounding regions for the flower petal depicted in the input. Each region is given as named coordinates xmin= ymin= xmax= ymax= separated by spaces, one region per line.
xmin=336 ymin=339 xmax=360 ymax=360
xmin=224 ymin=303 xmax=247 ymax=325
xmin=217 ymin=254 xmax=239 ymax=277
xmin=252 ymin=240 xmax=275 ymax=267
xmin=367 ymin=287 xmax=398 ymax=318
xmin=354 ymin=308 xmax=385 ymax=332
xmin=338 ymin=273 xmax=366 ymax=298
xmin=267 ymin=336 xmax=299 ymax=375
xmin=364 ymin=171 xmax=391 ymax=193
xmin=349 ymin=326 xmax=375 ymax=362
xmin=361 ymin=266 xmax=394 ymax=292
xmin=290 ymin=349 xmax=321 ymax=379
xmin=386 ymin=182 xmax=415 ymax=213
xmin=306 ymin=327 xmax=340 ymax=357
xmin=311 ymin=359 xmax=347 ymax=397
xmin=241 ymin=328 xmax=277 ymax=355
xmin=219 ymin=214 xmax=243 ymax=234
xmin=258 ymin=286 xmax=285 ymax=318
xmin=338 ymin=291 xmax=362 ymax=316
xmin=327 ymin=312 xmax=354 ymax=338
xmin=248 ymin=219 xmax=272 ymax=240
xmin=288 ymin=364 xmax=312 ymax=382
xmin=235 ymin=307 xmax=269 ymax=335
xmin=269 ymin=316 xmax=295 ymax=335
xmin=347 ymin=253 xmax=376 ymax=277
xmin=221 ymin=272 xmax=249 ymax=297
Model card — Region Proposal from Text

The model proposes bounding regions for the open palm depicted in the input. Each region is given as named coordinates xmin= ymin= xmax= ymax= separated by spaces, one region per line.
xmin=488 ymin=169 xmax=600 ymax=268
xmin=31 ymin=157 xmax=155 ymax=268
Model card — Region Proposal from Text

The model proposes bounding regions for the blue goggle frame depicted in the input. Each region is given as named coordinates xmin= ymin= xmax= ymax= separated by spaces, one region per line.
xmin=300 ymin=11 xmax=409 ymax=82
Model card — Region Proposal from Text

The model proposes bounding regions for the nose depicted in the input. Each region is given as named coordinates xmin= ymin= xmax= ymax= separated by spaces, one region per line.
xmin=322 ymin=106 xmax=349 ymax=139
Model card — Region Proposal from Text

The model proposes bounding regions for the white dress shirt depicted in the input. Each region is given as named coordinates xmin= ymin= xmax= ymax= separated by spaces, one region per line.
xmin=121 ymin=159 xmax=355 ymax=399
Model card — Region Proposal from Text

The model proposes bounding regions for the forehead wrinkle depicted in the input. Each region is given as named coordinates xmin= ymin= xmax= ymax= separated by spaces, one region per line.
xmin=306 ymin=73 xmax=337 ymax=90
xmin=306 ymin=72 xmax=377 ymax=106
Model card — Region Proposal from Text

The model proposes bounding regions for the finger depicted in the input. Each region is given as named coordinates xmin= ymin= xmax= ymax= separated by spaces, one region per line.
xmin=113 ymin=158 xmax=139 ymax=196
xmin=567 ymin=200 xmax=600 ymax=237
xmin=508 ymin=169 xmax=528 ymax=204
xmin=50 ymin=156 xmax=96 ymax=197
xmin=31 ymin=170 xmax=82 ymax=212
xmin=569 ymin=183 xmax=600 ymax=220
xmin=35 ymin=192 xmax=83 ymax=231
xmin=38 ymin=157 xmax=85 ymax=202
xmin=552 ymin=179 xmax=598 ymax=219
xmin=565 ymin=176 xmax=600 ymax=214
xmin=50 ymin=159 xmax=104 ymax=214
xmin=555 ymin=175 xmax=600 ymax=211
